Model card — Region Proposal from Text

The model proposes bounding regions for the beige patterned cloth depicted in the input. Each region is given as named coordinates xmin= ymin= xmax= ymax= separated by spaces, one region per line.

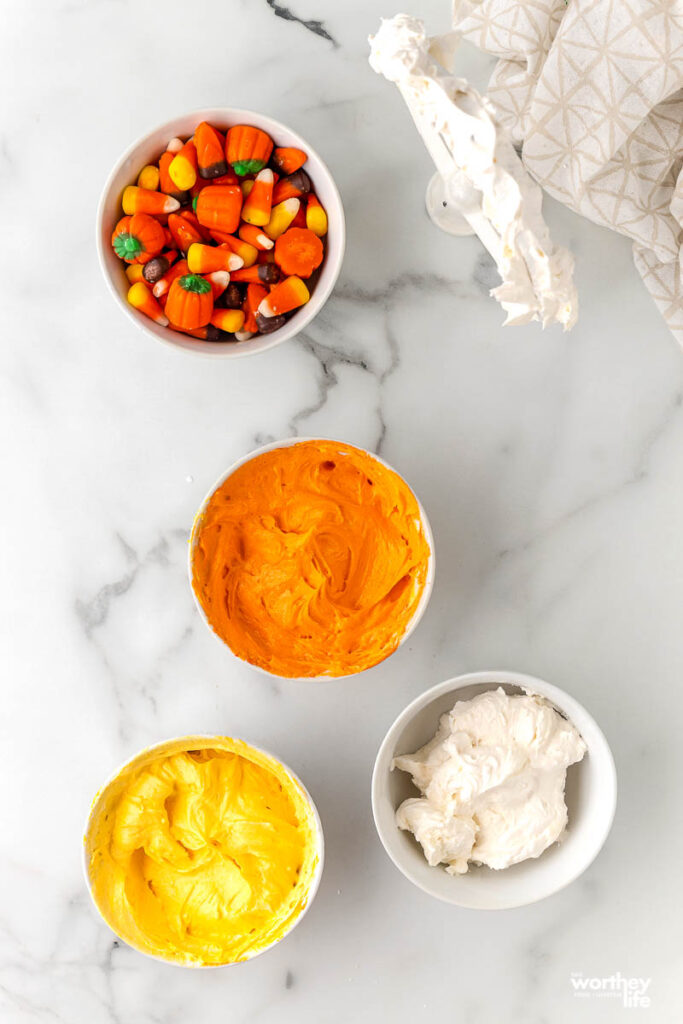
xmin=451 ymin=0 xmax=683 ymax=342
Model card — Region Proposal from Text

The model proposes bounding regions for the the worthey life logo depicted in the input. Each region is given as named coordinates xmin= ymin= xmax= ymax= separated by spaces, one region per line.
xmin=570 ymin=972 xmax=651 ymax=1009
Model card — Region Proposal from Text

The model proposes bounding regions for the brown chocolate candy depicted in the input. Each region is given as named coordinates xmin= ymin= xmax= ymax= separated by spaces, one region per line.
xmin=255 ymin=312 xmax=287 ymax=334
xmin=142 ymin=255 xmax=171 ymax=284
xmin=257 ymin=263 xmax=280 ymax=285
xmin=216 ymin=283 xmax=244 ymax=309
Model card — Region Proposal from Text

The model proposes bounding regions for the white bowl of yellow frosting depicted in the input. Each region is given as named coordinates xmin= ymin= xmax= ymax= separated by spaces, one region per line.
xmin=83 ymin=735 xmax=324 ymax=965
xmin=372 ymin=671 xmax=617 ymax=909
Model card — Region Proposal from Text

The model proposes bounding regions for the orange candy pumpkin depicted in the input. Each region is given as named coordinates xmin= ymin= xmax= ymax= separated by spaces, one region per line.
xmin=195 ymin=185 xmax=243 ymax=234
xmin=165 ymin=273 xmax=214 ymax=330
xmin=226 ymin=125 xmax=274 ymax=176
xmin=111 ymin=214 xmax=166 ymax=264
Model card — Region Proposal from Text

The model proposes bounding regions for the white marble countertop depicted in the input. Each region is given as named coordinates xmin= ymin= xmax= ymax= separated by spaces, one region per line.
xmin=3 ymin=1 xmax=683 ymax=1021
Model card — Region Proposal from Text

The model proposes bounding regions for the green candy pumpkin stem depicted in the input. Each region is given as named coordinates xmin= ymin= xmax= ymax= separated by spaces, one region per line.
xmin=113 ymin=233 xmax=143 ymax=259
xmin=232 ymin=159 xmax=266 ymax=176
xmin=179 ymin=273 xmax=211 ymax=294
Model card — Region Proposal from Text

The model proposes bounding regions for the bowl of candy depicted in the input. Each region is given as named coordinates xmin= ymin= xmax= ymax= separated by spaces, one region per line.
xmin=97 ymin=109 xmax=345 ymax=356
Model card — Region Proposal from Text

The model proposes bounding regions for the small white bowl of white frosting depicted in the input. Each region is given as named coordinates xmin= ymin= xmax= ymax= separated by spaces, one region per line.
xmin=372 ymin=670 xmax=617 ymax=909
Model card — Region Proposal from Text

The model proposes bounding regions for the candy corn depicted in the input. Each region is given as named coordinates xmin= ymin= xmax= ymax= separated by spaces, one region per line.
xmin=264 ymin=198 xmax=300 ymax=240
xmin=174 ymin=323 xmax=222 ymax=341
xmin=169 ymin=139 xmax=198 ymax=191
xmin=125 ymin=263 xmax=146 ymax=284
xmin=122 ymin=185 xmax=179 ymax=216
xmin=231 ymin=263 xmax=280 ymax=285
xmin=212 ymin=233 xmax=258 ymax=267
xmin=194 ymin=121 xmax=228 ymax=179
xmin=290 ymin=201 xmax=308 ymax=229
xmin=241 ymin=168 xmax=274 ymax=226
xmin=258 ymin=276 xmax=309 ymax=317
xmin=243 ymin=283 xmax=268 ymax=332
xmin=204 ymin=270 xmax=230 ymax=299
xmin=238 ymin=223 xmax=274 ymax=250
xmin=211 ymin=308 xmax=246 ymax=333
xmin=153 ymin=258 xmax=189 ymax=298
xmin=306 ymin=195 xmax=328 ymax=236
xmin=272 ymin=170 xmax=311 ymax=206
xmin=159 ymin=151 xmax=188 ymax=204
xmin=167 ymin=212 xmax=203 ymax=252
xmin=110 ymin=119 xmax=327 ymax=343
xmin=272 ymin=147 xmax=307 ymax=175
xmin=137 ymin=164 xmax=160 ymax=190
xmin=255 ymin=312 xmax=287 ymax=334
xmin=127 ymin=282 xmax=169 ymax=325
xmin=187 ymin=243 xmax=243 ymax=274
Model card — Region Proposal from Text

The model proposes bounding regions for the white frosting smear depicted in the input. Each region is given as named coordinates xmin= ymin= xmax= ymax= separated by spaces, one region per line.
xmin=369 ymin=15 xmax=578 ymax=330
xmin=393 ymin=687 xmax=587 ymax=874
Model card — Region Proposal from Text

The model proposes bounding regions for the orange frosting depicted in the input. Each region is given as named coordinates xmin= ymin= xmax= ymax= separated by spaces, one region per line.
xmin=191 ymin=440 xmax=431 ymax=677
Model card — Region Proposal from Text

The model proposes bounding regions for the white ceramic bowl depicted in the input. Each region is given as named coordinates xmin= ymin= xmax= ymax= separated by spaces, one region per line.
xmin=188 ymin=437 xmax=435 ymax=681
xmin=96 ymin=108 xmax=345 ymax=357
xmin=372 ymin=670 xmax=617 ymax=909
xmin=83 ymin=734 xmax=324 ymax=966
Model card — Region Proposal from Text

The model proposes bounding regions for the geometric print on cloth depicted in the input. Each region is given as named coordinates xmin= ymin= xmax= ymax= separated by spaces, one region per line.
xmin=452 ymin=0 xmax=683 ymax=343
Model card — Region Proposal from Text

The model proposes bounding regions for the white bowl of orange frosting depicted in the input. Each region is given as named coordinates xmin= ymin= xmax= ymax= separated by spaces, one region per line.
xmin=188 ymin=437 xmax=435 ymax=680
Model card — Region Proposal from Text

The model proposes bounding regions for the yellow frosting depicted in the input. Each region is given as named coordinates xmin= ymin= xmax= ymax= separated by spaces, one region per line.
xmin=86 ymin=738 xmax=320 ymax=965
xmin=191 ymin=440 xmax=431 ymax=677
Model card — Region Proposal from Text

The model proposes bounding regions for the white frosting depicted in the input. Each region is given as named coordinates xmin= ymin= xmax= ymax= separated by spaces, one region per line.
xmin=369 ymin=15 xmax=578 ymax=330
xmin=393 ymin=687 xmax=587 ymax=874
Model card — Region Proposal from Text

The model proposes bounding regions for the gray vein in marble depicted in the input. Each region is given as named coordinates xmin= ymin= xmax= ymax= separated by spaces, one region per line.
xmin=74 ymin=534 xmax=141 ymax=639
xmin=375 ymin=321 xmax=400 ymax=454
xmin=98 ymin=941 xmax=123 ymax=1024
xmin=302 ymin=93 xmax=373 ymax=112
xmin=253 ymin=432 xmax=278 ymax=447
xmin=288 ymin=331 xmax=370 ymax=435
xmin=288 ymin=325 xmax=399 ymax=454
xmin=265 ymin=0 xmax=338 ymax=47
xmin=73 ymin=530 xmax=192 ymax=740
xmin=0 ymin=913 xmax=71 ymax=1024
xmin=287 ymin=273 xmax=478 ymax=451
xmin=337 ymin=272 xmax=481 ymax=305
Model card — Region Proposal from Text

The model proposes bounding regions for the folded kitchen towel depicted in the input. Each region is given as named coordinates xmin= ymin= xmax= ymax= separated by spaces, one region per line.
xmin=451 ymin=0 xmax=683 ymax=343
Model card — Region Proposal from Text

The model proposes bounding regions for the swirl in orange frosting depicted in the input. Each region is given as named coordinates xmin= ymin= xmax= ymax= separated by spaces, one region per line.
xmin=191 ymin=440 xmax=431 ymax=677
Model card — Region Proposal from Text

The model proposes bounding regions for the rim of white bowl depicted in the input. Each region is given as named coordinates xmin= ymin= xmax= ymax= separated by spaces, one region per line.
xmin=188 ymin=437 xmax=436 ymax=682
xmin=371 ymin=670 xmax=618 ymax=908
xmin=96 ymin=107 xmax=345 ymax=358
xmin=83 ymin=734 xmax=325 ymax=967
